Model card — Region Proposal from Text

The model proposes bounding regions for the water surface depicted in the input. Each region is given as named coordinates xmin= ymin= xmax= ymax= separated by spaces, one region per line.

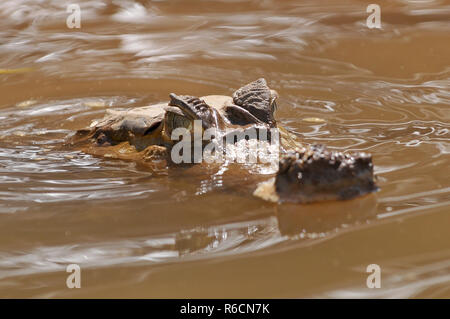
xmin=0 ymin=0 xmax=449 ymax=298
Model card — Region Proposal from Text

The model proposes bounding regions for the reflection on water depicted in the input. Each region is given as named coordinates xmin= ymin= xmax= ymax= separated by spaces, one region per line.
xmin=0 ymin=0 xmax=449 ymax=297
xmin=276 ymin=195 xmax=378 ymax=236
xmin=324 ymin=251 xmax=450 ymax=298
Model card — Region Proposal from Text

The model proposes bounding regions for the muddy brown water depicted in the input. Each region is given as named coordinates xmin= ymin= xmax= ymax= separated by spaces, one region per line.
xmin=0 ymin=0 xmax=449 ymax=298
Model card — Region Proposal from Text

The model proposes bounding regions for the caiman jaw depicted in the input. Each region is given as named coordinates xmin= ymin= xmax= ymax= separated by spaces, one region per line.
xmin=275 ymin=145 xmax=378 ymax=203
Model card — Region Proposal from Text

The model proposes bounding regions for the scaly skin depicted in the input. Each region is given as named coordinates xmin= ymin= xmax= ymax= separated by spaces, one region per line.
xmin=275 ymin=145 xmax=377 ymax=203
xmin=66 ymin=79 xmax=379 ymax=204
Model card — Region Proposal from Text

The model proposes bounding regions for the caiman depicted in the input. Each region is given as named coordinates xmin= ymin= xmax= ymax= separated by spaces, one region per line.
xmin=67 ymin=78 xmax=378 ymax=203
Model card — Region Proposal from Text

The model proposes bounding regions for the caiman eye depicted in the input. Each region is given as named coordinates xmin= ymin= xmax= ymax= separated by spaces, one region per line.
xmin=165 ymin=111 xmax=193 ymax=135
xmin=173 ymin=113 xmax=192 ymax=130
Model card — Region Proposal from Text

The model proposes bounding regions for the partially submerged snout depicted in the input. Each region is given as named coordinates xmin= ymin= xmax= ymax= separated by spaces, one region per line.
xmin=254 ymin=144 xmax=378 ymax=204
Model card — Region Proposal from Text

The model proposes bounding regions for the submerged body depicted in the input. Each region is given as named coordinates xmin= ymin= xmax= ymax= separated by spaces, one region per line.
xmin=67 ymin=79 xmax=378 ymax=203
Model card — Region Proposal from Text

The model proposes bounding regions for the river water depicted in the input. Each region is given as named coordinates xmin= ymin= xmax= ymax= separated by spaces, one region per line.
xmin=0 ymin=0 xmax=449 ymax=298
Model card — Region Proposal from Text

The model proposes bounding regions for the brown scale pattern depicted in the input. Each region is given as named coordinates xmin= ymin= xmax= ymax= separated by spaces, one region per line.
xmin=276 ymin=144 xmax=377 ymax=203
xmin=232 ymin=78 xmax=273 ymax=125
xmin=169 ymin=94 xmax=210 ymax=113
